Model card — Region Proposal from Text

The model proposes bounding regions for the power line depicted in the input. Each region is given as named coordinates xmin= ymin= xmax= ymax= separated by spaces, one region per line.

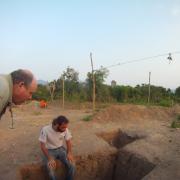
xmin=97 ymin=51 xmax=180 ymax=70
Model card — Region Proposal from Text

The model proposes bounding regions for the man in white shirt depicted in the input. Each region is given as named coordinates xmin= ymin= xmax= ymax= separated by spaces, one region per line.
xmin=39 ymin=115 xmax=75 ymax=180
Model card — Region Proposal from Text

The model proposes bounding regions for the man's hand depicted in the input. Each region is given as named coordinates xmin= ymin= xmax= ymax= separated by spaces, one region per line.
xmin=67 ymin=152 xmax=74 ymax=163
xmin=66 ymin=140 xmax=74 ymax=163
xmin=48 ymin=157 xmax=56 ymax=170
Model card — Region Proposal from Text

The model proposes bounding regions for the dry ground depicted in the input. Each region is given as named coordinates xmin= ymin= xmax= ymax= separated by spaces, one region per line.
xmin=0 ymin=101 xmax=180 ymax=180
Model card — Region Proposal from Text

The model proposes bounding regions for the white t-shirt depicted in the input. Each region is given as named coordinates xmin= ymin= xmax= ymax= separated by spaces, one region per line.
xmin=39 ymin=124 xmax=72 ymax=149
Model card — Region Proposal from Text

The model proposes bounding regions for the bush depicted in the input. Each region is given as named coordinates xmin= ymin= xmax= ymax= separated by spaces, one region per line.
xmin=171 ymin=115 xmax=180 ymax=128
xmin=82 ymin=115 xmax=93 ymax=121
xmin=32 ymin=85 xmax=50 ymax=101
xmin=158 ymin=99 xmax=172 ymax=107
xmin=171 ymin=121 xmax=180 ymax=128
xmin=177 ymin=115 xmax=180 ymax=121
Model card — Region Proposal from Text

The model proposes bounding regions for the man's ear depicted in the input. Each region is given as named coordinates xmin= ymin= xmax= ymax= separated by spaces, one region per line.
xmin=19 ymin=82 xmax=24 ymax=87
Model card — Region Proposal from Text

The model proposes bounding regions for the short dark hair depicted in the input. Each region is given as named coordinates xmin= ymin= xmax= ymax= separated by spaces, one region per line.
xmin=11 ymin=69 xmax=33 ymax=87
xmin=52 ymin=115 xmax=69 ymax=126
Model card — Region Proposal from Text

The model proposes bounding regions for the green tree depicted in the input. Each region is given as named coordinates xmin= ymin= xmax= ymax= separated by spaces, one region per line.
xmin=63 ymin=66 xmax=79 ymax=82
xmin=175 ymin=86 xmax=180 ymax=103
xmin=86 ymin=66 xmax=110 ymax=101
xmin=61 ymin=67 xmax=80 ymax=100
xmin=32 ymin=84 xmax=50 ymax=101
xmin=175 ymin=86 xmax=180 ymax=97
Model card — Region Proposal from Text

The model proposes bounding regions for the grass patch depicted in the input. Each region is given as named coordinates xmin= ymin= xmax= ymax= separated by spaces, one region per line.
xmin=158 ymin=100 xmax=172 ymax=107
xmin=82 ymin=115 xmax=93 ymax=121
xmin=98 ymin=104 xmax=109 ymax=109
xmin=95 ymin=108 xmax=101 ymax=112
xmin=177 ymin=115 xmax=180 ymax=121
xmin=171 ymin=114 xmax=180 ymax=128
xmin=32 ymin=111 xmax=42 ymax=116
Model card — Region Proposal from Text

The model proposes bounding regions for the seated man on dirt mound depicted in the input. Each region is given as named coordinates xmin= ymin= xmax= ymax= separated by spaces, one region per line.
xmin=39 ymin=115 xmax=75 ymax=180
xmin=0 ymin=69 xmax=37 ymax=119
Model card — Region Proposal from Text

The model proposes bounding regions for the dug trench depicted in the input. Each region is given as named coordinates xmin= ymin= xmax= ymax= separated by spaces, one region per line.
xmin=19 ymin=129 xmax=155 ymax=180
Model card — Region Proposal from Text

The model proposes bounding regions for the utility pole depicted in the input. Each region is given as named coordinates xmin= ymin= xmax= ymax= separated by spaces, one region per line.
xmin=90 ymin=52 xmax=96 ymax=111
xmin=148 ymin=72 xmax=151 ymax=104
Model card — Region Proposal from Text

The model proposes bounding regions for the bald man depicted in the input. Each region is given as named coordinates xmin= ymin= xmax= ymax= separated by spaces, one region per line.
xmin=0 ymin=69 xmax=37 ymax=119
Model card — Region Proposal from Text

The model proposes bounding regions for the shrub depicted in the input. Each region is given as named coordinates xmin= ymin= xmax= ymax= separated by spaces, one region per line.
xmin=171 ymin=115 xmax=180 ymax=128
xmin=158 ymin=99 xmax=172 ymax=107
xmin=82 ymin=115 xmax=93 ymax=121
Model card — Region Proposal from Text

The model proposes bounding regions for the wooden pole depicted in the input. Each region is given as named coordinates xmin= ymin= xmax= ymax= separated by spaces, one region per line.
xmin=90 ymin=52 xmax=96 ymax=111
xmin=62 ymin=78 xmax=65 ymax=109
xmin=148 ymin=72 xmax=151 ymax=104
xmin=9 ymin=106 xmax=14 ymax=129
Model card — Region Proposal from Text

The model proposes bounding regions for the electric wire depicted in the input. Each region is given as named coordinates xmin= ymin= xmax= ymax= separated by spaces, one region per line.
xmin=95 ymin=51 xmax=180 ymax=71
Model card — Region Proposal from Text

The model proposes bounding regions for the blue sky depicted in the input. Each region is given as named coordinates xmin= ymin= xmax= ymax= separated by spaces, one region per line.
xmin=0 ymin=0 xmax=180 ymax=89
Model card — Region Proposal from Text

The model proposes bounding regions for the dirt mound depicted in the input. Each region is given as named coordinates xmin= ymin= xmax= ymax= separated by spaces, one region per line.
xmin=93 ymin=104 xmax=173 ymax=123
xmin=19 ymin=161 xmax=66 ymax=180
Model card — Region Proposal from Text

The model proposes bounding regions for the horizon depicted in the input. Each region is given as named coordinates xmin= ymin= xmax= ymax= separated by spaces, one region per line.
xmin=37 ymin=77 xmax=177 ymax=91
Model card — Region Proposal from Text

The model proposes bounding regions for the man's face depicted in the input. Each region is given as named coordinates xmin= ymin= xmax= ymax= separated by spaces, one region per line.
xmin=58 ymin=123 xmax=68 ymax=132
xmin=12 ymin=79 xmax=37 ymax=105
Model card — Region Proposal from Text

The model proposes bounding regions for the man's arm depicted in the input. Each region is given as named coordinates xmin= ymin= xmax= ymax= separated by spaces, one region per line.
xmin=40 ymin=142 xmax=56 ymax=169
xmin=40 ymin=142 xmax=50 ymax=159
xmin=66 ymin=139 xmax=74 ymax=162
xmin=0 ymin=79 xmax=9 ymax=118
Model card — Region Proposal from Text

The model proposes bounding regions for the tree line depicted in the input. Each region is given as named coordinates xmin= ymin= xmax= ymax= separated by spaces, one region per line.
xmin=33 ymin=67 xmax=180 ymax=107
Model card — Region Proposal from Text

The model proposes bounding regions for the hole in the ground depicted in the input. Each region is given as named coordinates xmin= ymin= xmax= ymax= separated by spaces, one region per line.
xmin=75 ymin=150 xmax=155 ymax=180
xmin=19 ymin=130 xmax=155 ymax=180
xmin=113 ymin=150 xmax=155 ymax=180
xmin=97 ymin=129 xmax=142 ymax=148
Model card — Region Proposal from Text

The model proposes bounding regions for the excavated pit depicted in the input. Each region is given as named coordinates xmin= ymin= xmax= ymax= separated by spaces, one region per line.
xmin=96 ymin=130 xmax=155 ymax=180
xmin=113 ymin=150 xmax=155 ymax=180
xmin=19 ymin=130 xmax=155 ymax=180
xmin=97 ymin=129 xmax=141 ymax=148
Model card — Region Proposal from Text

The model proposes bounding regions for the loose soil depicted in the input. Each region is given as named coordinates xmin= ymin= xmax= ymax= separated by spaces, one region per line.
xmin=0 ymin=101 xmax=180 ymax=180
